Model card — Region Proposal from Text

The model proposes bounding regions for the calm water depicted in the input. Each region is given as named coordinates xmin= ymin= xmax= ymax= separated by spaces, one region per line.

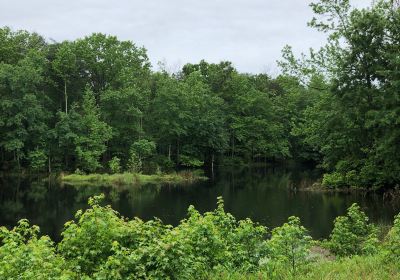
xmin=1 ymin=165 xmax=399 ymax=240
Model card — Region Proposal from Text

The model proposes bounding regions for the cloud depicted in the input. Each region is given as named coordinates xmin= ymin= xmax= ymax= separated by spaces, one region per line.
xmin=0 ymin=0 xmax=371 ymax=73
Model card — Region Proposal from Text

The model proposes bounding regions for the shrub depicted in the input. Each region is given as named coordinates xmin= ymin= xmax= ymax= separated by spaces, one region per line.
xmin=58 ymin=194 xmax=133 ymax=275
xmin=74 ymin=168 xmax=85 ymax=175
xmin=264 ymin=216 xmax=312 ymax=277
xmin=322 ymin=172 xmax=346 ymax=188
xmin=327 ymin=203 xmax=378 ymax=257
xmin=0 ymin=220 xmax=74 ymax=279
xmin=383 ymin=213 xmax=400 ymax=262
xmin=127 ymin=152 xmax=142 ymax=173
xmin=90 ymin=197 xmax=269 ymax=279
xmin=108 ymin=156 xmax=121 ymax=174
xmin=8 ymin=195 xmax=397 ymax=279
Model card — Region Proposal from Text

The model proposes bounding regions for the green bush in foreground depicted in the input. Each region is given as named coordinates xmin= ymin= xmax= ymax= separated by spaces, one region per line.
xmin=264 ymin=216 xmax=312 ymax=277
xmin=0 ymin=220 xmax=74 ymax=279
xmin=1 ymin=197 xmax=399 ymax=279
xmin=327 ymin=203 xmax=378 ymax=257
xmin=383 ymin=213 xmax=400 ymax=262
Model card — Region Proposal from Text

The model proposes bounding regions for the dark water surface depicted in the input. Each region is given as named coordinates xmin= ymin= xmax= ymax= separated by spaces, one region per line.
xmin=1 ymin=165 xmax=399 ymax=240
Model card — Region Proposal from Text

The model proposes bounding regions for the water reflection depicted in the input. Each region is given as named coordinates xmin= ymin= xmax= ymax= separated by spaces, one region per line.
xmin=0 ymin=165 xmax=399 ymax=241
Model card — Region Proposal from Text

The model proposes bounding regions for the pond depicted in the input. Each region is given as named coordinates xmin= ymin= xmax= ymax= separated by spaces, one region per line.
xmin=1 ymin=164 xmax=399 ymax=241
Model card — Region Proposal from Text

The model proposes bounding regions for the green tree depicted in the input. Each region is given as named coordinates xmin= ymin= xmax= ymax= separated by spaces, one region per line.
xmin=52 ymin=41 xmax=78 ymax=114
xmin=130 ymin=139 xmax=156 ymax=162
xmin=75 ymin=33 xmax=150 ymax=96
xmin=100 ymin=87 xmax=149 ymax=161
xmin=284 ymin=0 xmax=400 ymax=189
xmin=148 ymin=73 xmax=191 ymax=163
xmin=0 ymin=50 xmax=49 ymax=168
xmin=73 ymin=88 xmax=112 ymax=172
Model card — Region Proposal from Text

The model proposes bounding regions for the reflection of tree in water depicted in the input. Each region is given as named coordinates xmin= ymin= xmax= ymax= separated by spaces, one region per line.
xmin=26 ymin=180 xmax=49 ymax=202
xmin=124 ymin=183 xmax=162 ymax=206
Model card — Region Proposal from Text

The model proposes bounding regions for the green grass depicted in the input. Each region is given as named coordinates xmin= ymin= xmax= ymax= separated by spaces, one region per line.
xmin=300 ymin=255 xmax=399 ymax=280
xmin=208 ymin=255 xmax=399 ymax=280
xmin=60 ymin=170 xmax=207 ymax=187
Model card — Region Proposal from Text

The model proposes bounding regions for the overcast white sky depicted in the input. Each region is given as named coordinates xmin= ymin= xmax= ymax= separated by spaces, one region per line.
xmin=0 ymin=0 xmax=371 ymax=73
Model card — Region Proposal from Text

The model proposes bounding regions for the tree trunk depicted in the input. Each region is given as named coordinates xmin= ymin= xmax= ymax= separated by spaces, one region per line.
xmin=231 ymin=134 xmax=235 ymax=159
xmin=139 ymin=116 xmax=143 ymax=139
xmin=211 ymin=153 xmax=215 ymax=180
xmin=64 ymin=80 xmax=68 ymax=115
xmin=48 ymin=156 xmax=52 ymax=174
xmin=176 ymin=139 xmax=180 ymax=165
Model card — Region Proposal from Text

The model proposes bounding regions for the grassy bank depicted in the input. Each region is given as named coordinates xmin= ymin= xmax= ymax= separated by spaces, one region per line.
xmin=60 ymin=170 xmax=207 ymax=187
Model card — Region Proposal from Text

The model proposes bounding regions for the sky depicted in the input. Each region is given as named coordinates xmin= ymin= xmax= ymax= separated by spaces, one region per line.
xmin=0 ymin=0 xmax=371 ymax=74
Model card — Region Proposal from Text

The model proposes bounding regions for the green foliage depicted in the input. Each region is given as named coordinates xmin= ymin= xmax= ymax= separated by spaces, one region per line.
xmin=179 ymin=155 xmax=204 ymax=167
xmin=209 ymin=254 xmax=400 ymax=280
xmin=383 ymin=213 xmax=400 ymax=262
xmin=61 ymin=171 xmax=206 ymax=187
xmin=127 ymin=151 xmax=142 ymax=173
xmin=284 ymin=0 xmax=400 ymax=189
xmin=108 ymin=156 xmax=121 ymax=174
xmin=1 ymin=195 xmax=400 ymax=279
xmin=1 ymin=0 xmax=400 ymax=192
xmin=328 ymin=203 xmax=378 ymax=257
xmin=154 ymin=154 xmax=175 ymax=170
xmin=129 ymin=139 xmax=156 ymax=160
xmin=74 ymin=88 xmax=112 ymax=172
xmin=322 ymin=172 xmax=346 ymax=188
xmin=57 ymin=195 xmax=268 ymax=279
xmin=0 ymin=220 xmax=74 ymax=279
xmin=264 ymin=216 xmax=312 ymax=277
xmin=58 ymin=194 xmax=145 ymax=276
xmin=74 ymin=168 xmax=84 ymax=175
xmin=28 ymin=148 xmax=47 ymax=172
xmin=0 ymin=48 xmax=49 ymax=168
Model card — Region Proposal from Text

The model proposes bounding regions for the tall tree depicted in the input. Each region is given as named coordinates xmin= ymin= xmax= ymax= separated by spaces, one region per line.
xmin=52 ymin=41 xmax=78 ymax=114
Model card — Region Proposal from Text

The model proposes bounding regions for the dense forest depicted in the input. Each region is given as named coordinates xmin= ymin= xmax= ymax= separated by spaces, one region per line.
xmin=1 ymin=0 xmax=399 ymax=190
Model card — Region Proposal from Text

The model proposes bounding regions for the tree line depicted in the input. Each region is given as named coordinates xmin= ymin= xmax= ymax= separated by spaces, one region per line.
xmin=0 ymin=0 xmax=399 ymax=190
xmin=0 ymin=29 xmax=315 ymax=172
